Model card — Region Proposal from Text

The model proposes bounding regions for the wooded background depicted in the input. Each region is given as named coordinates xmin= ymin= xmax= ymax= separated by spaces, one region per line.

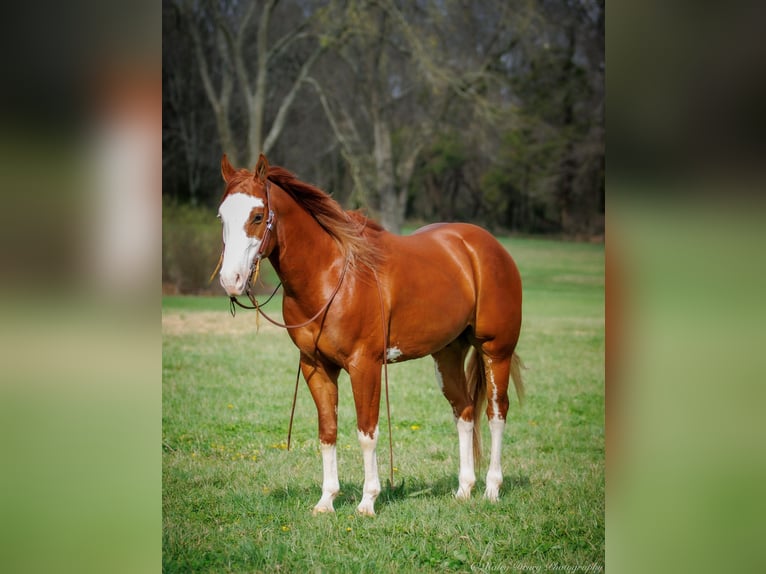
xmin=163 ymin=0 xmax=603 ymax=236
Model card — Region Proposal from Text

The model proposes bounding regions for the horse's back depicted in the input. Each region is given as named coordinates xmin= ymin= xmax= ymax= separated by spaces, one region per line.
xmin=407 ymin=223 xmax=520 ymax=283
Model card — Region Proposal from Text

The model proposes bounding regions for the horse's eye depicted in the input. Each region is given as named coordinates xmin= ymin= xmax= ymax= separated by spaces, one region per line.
xmin=252 ymin=213 xmax=264 ymax=224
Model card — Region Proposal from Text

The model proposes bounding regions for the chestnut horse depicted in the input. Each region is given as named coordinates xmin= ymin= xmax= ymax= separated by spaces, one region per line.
xmin=216 ymin=154 xmax=523 ymax=516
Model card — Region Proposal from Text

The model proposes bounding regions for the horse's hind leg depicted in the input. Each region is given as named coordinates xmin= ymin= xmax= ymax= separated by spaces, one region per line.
xmin=481 ymin=354 xmax=512 ymax=501
xmin=432 ymin=340 xmax=476 ymax=499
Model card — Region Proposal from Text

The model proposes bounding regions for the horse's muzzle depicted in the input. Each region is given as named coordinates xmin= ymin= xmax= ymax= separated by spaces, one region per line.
xmin=220 ymin=270 xmax=247 ymax=296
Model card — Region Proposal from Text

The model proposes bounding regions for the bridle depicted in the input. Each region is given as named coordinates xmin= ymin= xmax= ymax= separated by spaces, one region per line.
xmin=207 ymin=179 xmax=275 ymax=298
xmin=253 ymin=180 xmax=276 ymax=268
xmin=226 ymin=178 xmax=277 ymax=316
xmin=231 ymin=257 xmax=351 ymax=330
xmin=216 ymin=179 xmax=350 ymax=330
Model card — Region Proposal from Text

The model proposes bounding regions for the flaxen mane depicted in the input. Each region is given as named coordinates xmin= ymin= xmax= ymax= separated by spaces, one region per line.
xmin=267 ymin=166 xmax=382 ymax=269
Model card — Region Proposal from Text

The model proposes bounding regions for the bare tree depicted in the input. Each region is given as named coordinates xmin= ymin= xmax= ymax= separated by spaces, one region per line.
xmin=172 ymin=0 xmax=341 ymax=168
xmin=162 ymin=0 xmax=604 ymax=235
xmin=304 ymin=0 xmax=529 ymax=232
xmin=163 ymin=5 xmax=220 ymax=204
xmin=302 ymin=1 xmax=433 ymax=232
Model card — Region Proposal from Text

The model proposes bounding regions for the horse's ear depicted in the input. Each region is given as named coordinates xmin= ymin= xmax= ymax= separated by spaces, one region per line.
xmin=254 ymin=153 xmax=269 ymax=183
xmin=221 ymin=154 xmax=236 ymax=182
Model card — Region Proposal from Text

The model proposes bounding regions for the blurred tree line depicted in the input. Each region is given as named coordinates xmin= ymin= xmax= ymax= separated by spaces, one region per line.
xmin=163 ymin=0 xmax=603 ymax=237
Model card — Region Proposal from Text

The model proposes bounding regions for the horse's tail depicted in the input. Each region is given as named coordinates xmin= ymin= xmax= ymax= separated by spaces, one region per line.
xmin=466 ymin=349 xmax=487 ymax=467
xmin=466 ymin=350 xmax=526 ymax=467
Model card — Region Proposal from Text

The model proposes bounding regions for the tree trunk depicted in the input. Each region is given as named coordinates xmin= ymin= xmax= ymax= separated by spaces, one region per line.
xmin=246 ymin=1 xmax=272 ymax=168
xmin=394 ymin=141 xmax=423 ymax=231
xmin=374 ymin=112 xmax=399 ymax=233
xmin=213 ymin=104 xmax=238 ymax=165
xmin=557 ymin=25 xmax=578 ymax=235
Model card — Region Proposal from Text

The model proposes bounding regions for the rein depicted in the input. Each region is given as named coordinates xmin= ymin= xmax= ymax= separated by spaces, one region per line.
xmin=213 ymin=181 xmax=396 ymax=488
xmin=226 ymin=259 xmax=282 ymax=316
xmin=230 ymin=256 xmax=350 ymax=329
xmin=374 ymin=268 xmax=396 ymax=489
xmin=225 ymin=179 xmax=350 ymax=329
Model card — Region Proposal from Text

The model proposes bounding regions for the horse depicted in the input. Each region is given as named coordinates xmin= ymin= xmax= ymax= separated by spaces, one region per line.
xmin=215 ymin=154 xmax=524 ymax=516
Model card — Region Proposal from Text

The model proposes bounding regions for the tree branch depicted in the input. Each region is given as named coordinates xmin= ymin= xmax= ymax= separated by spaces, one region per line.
xmin=304 ymin=76 xmax=371 ymax=204
xmin=262 ymin=45 xmax=326 ymax=154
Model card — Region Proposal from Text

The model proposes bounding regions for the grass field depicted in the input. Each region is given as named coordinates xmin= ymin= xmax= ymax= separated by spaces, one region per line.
xmin=162 ymin=236 xmax=604 ymax=573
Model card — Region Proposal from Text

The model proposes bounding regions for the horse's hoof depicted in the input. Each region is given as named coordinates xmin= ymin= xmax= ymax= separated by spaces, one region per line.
xmin=484 ymin=473 xmax=502 ymax=501
xmin=312 ymin=505 xmax=335 ymax=516
xmin=483 ymin=489 xmax=500 ymax=502
xmin=455 ymin=487 xmax=473 ymax=500
xmin=356 ymin=503 xmax=376 ymax=517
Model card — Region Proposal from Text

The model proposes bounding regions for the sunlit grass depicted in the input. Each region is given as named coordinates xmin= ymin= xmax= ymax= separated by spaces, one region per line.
xmin=163 ymin=236 xmax=604 ymax=573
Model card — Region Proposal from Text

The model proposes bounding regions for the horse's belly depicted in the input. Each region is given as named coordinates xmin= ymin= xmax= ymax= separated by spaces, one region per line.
xmin=385 ymin=306 xmax=470 ymax=362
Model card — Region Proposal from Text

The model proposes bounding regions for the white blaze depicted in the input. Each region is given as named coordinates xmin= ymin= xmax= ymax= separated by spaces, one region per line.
xmin=217 ymin=194 xmax=265 ymax=295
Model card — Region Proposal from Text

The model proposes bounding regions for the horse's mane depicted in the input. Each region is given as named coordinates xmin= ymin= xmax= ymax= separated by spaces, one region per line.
xmin=267 ymin=166 xmax=383 ymax=269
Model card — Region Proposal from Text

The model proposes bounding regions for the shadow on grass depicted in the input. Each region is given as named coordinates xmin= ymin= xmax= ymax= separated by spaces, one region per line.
xmin=264 ymin=472 xmax=531 ymax=510
xmin=378 ymin=472 xmax=531 ymax=506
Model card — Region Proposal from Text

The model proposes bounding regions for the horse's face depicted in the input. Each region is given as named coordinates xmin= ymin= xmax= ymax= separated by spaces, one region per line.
xmin=217 ymin=154 xmax=272 ymax=296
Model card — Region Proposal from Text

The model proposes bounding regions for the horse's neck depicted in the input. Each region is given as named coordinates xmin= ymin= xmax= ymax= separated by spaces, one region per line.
xmin=268 ymin=196 xmax=345 ymax=301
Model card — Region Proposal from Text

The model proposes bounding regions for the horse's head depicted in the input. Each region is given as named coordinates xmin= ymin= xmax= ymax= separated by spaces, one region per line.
xmin=216 ymin=153 xmax=275 ymax=296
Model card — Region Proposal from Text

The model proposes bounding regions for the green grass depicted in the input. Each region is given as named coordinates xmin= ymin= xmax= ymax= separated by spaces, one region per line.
xmin=162 ymin=236 xmax=604 ymax=573
xmin=162 ymin=295 xmax=230 ymax=312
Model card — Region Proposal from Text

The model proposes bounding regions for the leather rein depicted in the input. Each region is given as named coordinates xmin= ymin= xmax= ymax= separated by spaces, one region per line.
xmin=212 ymin=179 xmax=396 ymax=488
xmin=229 ymin=258 xmax=350 ymax=330
xmin=224 ymin=180 xmax=351 ymax=329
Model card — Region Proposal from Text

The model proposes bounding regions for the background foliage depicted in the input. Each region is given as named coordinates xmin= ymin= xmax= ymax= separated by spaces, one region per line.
xmin=163 ymin=0 xmax=603 ymax=236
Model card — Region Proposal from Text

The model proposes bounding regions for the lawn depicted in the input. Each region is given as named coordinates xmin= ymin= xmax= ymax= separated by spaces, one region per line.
xmin=162 ymin=236 xmax=604 ymax=573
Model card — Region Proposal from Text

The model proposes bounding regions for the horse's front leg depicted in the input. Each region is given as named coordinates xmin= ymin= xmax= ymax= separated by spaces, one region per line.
xmin=349 ymin=357 xmax=382 ymax=516
xmin=301 ymin=355 xmax=341 ymax=515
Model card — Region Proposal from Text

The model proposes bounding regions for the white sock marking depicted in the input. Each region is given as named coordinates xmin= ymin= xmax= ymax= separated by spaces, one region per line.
xmin=484 ymin=417 xmax=505 ymax=501
xmin=313 ymin=442 xmax=339 ymax=514
xmin=357 ymin=426 xmax=381 ymax=515
xmin=455 ymin=418 xmax=476 ymax=499
xmin=485 ymin=357 xmax=500 ymax=418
